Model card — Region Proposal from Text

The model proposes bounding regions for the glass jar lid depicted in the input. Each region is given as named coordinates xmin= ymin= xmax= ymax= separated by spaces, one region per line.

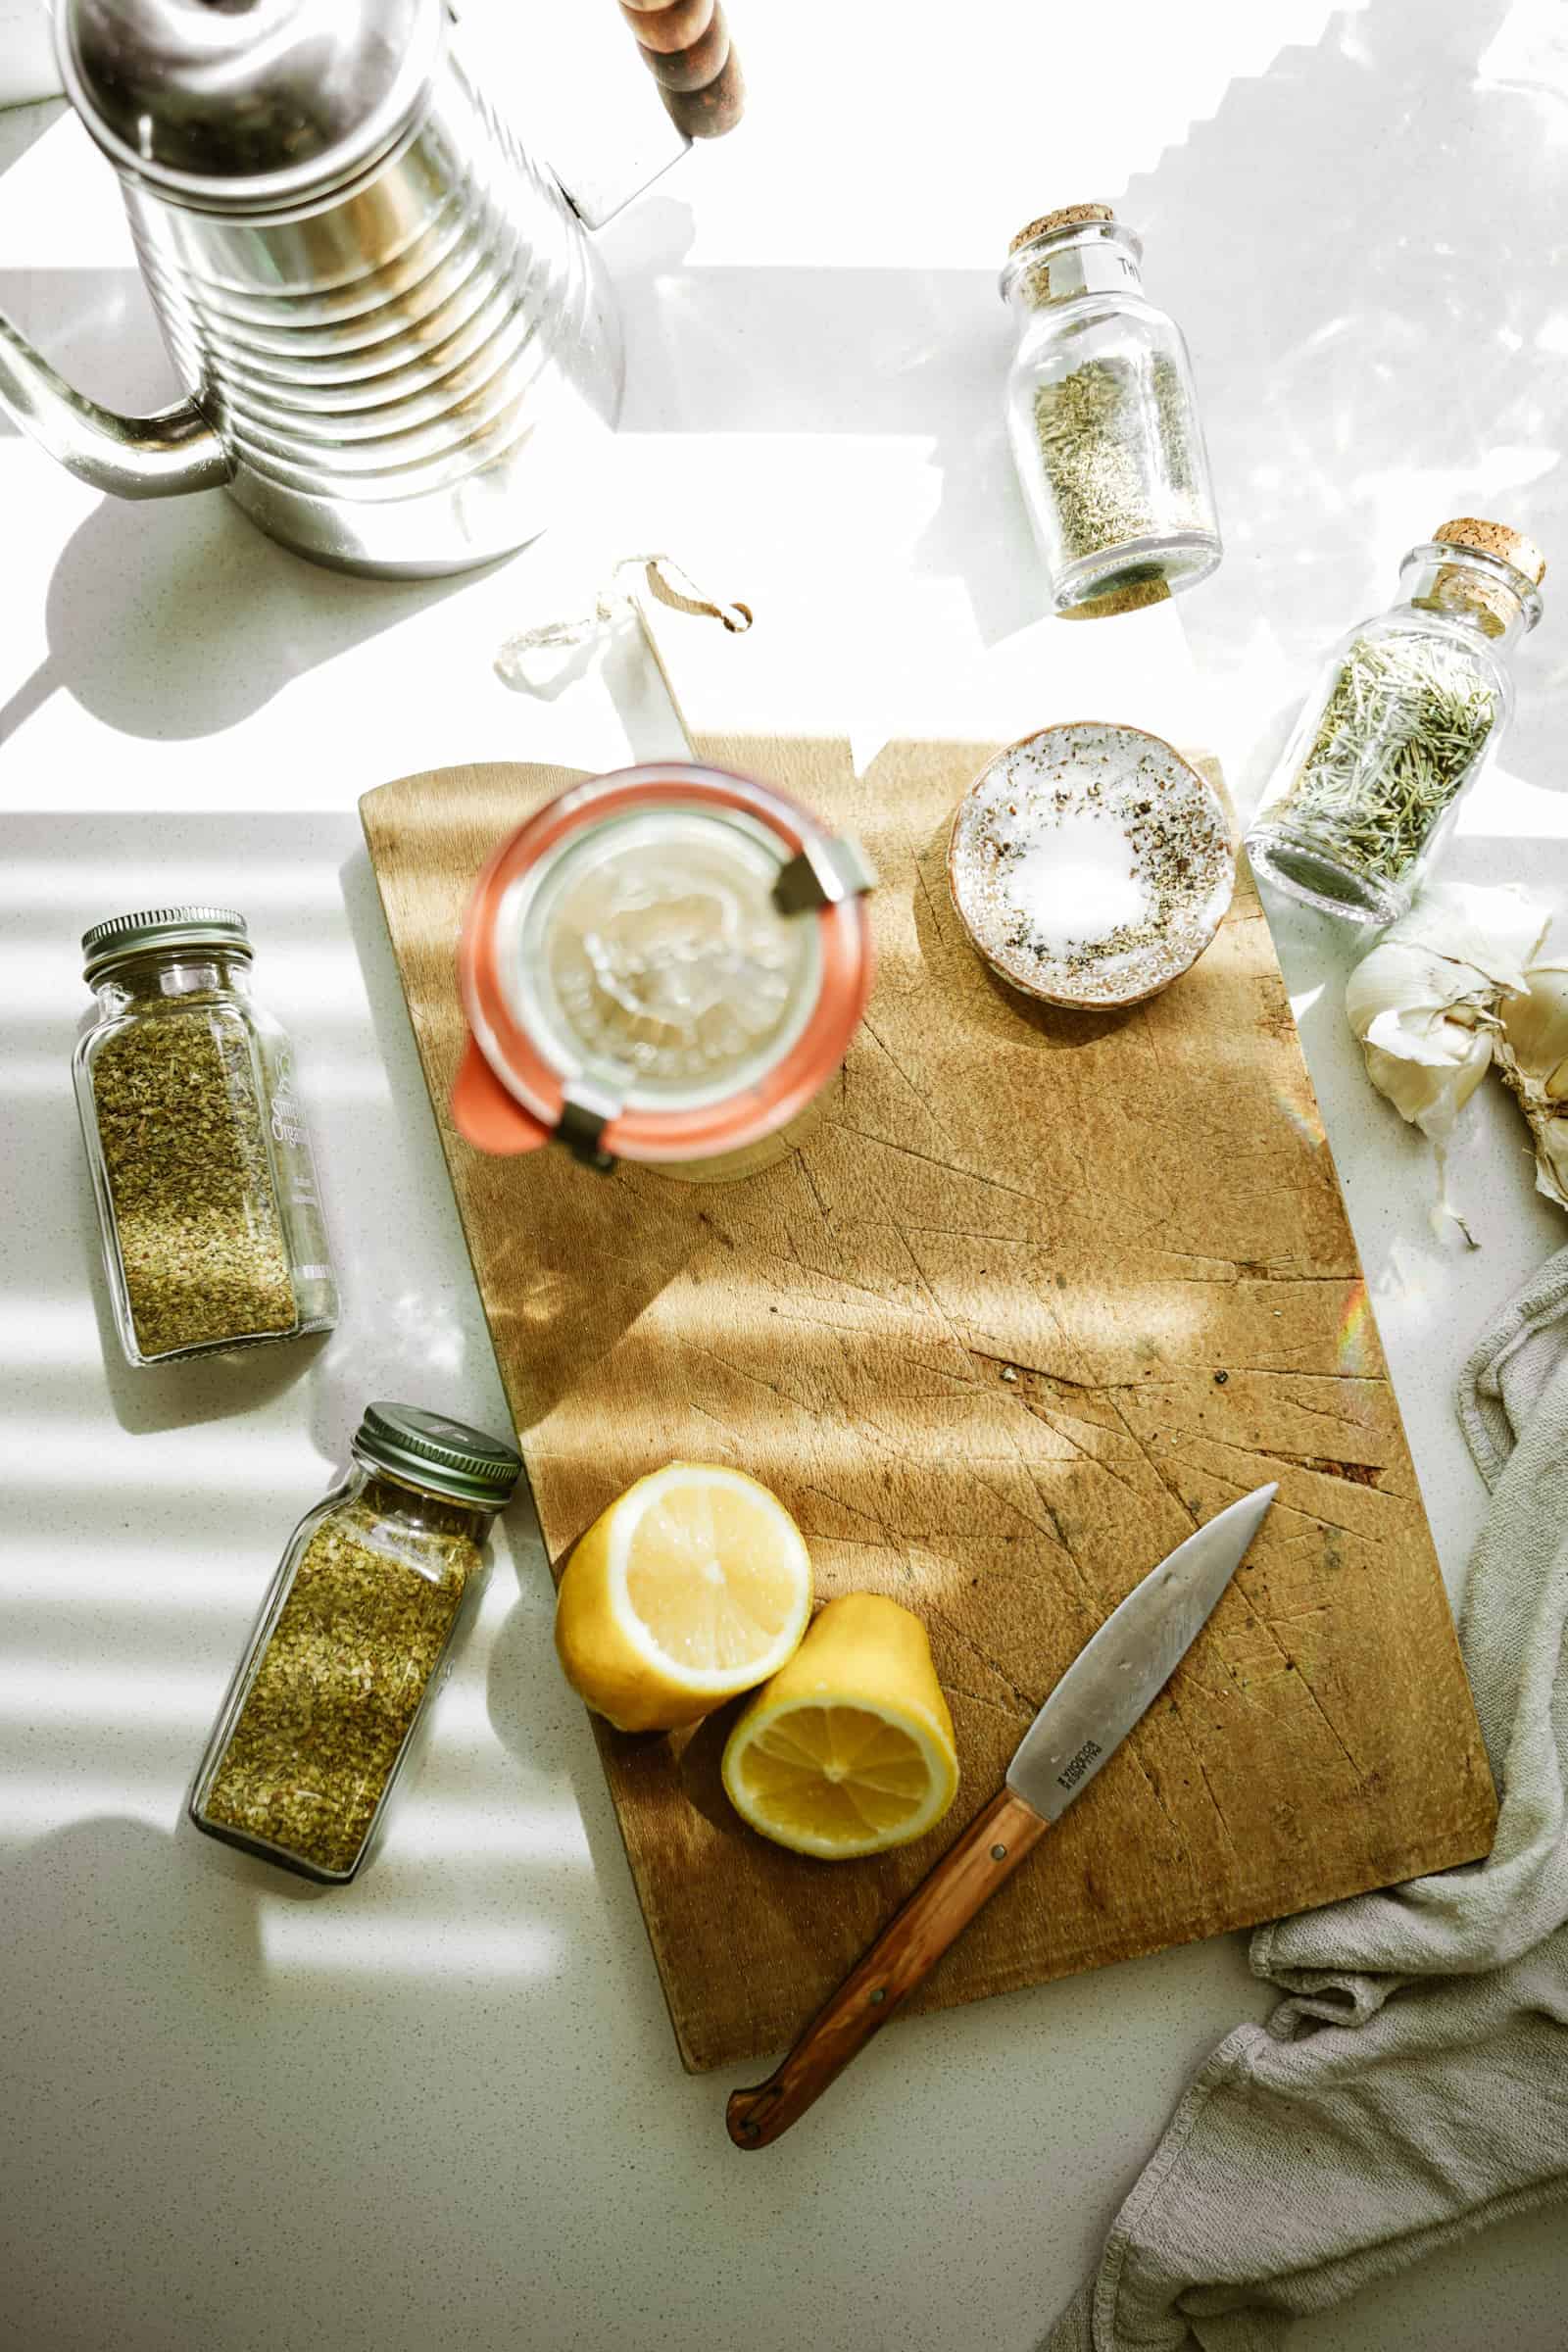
xmin=82 ymin=906 xmax=252 ymax=982
xmin=502 ymin=803 xmax=819 ymax=1109
xmin=458 ymin=763 xmax=875 ymax=1166
xmin=353 ymin=1402 xmax=521 ymax=1508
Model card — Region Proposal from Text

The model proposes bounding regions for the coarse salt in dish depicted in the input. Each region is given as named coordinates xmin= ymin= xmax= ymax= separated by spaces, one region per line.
xmin=947 ymin=722 xmax=1235 ymax=1008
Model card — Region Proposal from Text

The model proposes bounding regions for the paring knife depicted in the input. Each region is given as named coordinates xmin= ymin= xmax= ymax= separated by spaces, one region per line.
xmin=726 ymin=1483 xmax=1278 ymax=2148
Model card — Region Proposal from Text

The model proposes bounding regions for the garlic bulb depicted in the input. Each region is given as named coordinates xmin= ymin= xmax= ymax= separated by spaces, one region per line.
xmin=1346 ymin=882 xmax=1551 ymax=1233
xmin=1495 ymin=957 xmax=1568 ymax=1211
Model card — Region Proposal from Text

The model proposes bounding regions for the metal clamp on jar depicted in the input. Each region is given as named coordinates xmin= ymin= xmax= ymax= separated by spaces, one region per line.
xmin=451 ymin=763 xmax=876 ymax=1185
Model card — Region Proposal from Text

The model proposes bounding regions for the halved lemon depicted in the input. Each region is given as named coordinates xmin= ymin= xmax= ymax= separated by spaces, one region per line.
xmin=554 ymin=1462 xmax=813 ymax=1733
xmin=721 ymin=1593 xmax=959 ymax=1858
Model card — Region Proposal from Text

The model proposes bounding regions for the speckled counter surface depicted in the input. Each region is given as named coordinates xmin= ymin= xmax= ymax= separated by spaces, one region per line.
xmin=3 ymin=7 xmax=1567 ymax=2349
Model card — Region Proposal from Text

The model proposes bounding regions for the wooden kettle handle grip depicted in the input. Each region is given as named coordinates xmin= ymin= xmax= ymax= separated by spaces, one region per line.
xmin=726 ymin=1788 xmax=1048 ymax=2149
xmin=618 ymin=0 xmax=744 ymax=137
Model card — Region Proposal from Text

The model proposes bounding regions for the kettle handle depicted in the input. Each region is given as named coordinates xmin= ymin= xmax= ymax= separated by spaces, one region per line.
xmin=0 ymin=309 xmax=231 ymax=499
xmin=619 ymin=0 xmax=744 ymax=138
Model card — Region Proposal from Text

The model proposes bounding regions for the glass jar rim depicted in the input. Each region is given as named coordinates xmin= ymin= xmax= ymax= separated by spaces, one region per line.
xmin=459 ymin=762 xmax=874 ymax=1165
xmin=999 ymin=216 xmax=1143 ymax=304
xmin=1400 ymin=540 xmax=1544 ymax=633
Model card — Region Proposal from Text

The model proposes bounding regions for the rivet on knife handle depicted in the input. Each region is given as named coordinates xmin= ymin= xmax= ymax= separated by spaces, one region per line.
xmin=725 ymin=1787 xmax=1048 ymax=2149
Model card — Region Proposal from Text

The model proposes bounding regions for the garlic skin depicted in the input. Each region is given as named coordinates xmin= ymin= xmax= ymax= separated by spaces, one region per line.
xmin=1495 ymin=958 xmax=1568 ymax=1212
xmin=1346 ymin=882 xmax=1552 ymax=1233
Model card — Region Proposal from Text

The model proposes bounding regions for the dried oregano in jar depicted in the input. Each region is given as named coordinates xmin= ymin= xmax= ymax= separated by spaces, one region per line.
xmin=191 ymin=1404 xmax=522 ymax=1883
xmin=73 ymin=907 xmax=337 ymax=1365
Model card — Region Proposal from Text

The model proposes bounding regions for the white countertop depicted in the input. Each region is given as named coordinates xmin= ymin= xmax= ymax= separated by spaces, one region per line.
xmin=3 ymin=7 xmax=1567 ymax=2348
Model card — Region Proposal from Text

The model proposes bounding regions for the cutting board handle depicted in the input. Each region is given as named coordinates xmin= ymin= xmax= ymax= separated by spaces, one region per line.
xmin=726 ymin=1786 xmax=1049 ymax=2148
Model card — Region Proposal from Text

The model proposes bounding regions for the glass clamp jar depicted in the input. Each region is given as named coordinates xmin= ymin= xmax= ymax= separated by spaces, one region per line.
xmin=190 ymin=1402 xmax=522 ymax=1884
xmin=451 ymin=761 xmax=876 ymax=1184
xmin=1247 ymin=516 xmax=1547 ymax=925
xmin=73 ymin=906 xmax=338 ymax=1366
xmin=1002 ymin=202 xmax=1221 ymax=615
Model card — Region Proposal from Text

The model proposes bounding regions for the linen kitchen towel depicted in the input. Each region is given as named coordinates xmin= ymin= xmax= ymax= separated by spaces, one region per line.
xmin=1047 ymin=1245 xmax=1568 ymax=2351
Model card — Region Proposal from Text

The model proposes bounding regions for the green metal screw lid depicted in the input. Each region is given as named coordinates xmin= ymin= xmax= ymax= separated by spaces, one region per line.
xmin=353 ymin=1402 xmax=522 ymax=1508
xmin=82 ymin=906 xmax=252 ymax=982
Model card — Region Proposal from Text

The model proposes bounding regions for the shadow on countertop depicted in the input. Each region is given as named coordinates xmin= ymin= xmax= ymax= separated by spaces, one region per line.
xmin=1117 ymin=0 xmax=1568 ymax=808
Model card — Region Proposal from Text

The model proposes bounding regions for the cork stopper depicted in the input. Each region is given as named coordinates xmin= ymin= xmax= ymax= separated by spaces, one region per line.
xmin=1410 ymin=515 xmax=1546 ymax=638
xmin=1433 ymin=516 xmax=1546 ymax=587
xmin=1008 ymin=203 xmax=1114 ymax=255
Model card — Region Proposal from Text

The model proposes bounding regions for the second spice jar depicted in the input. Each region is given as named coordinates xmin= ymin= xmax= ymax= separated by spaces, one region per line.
xmin=73 ymin=906 xmax=337 ymax=1365
xmin=190 ymin=1403 xmax=522 ymax=1883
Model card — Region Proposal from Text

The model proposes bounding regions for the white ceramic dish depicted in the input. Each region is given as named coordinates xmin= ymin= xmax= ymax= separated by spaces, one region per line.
xmin=947 ymin=720 xmax=1235 ymax=1009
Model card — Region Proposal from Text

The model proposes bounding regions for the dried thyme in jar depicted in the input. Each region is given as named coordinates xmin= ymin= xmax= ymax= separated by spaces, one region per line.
xmin=1030 ymin=352 xmax=1208 ymax=571
xmin=73 ymin=908 xmax=337 ymax=1365
xmin=1248 ymin=518 xmax=1546 ymax=925
xmin=1002 ymin=205 xmax=1221 ymax=614
xmin=191 ymin=1403 xmax=522 ymax=1883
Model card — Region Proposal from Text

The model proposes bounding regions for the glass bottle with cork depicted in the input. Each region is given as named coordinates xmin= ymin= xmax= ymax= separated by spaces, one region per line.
xmin=190 ymin=1403 xmax=522 ymax=1883
xmin=1002 ymin=203 xmax=1222 ymax=615
xmin=73 ymin=906 xmax=337 ymax=1365
xmin=1247 ymin=517 xmax=1546 ymax=924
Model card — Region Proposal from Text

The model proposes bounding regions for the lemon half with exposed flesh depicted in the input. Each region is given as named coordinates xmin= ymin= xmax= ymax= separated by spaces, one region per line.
xmin=554 ymin=1462 xmax=813 ymax=1734
xmin=721 ymin=1593 xmax=959 ymax=1858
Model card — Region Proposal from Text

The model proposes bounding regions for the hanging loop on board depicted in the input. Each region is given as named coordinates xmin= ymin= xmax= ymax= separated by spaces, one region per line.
xmin=494 ymin=554 xmax=752 ymax=694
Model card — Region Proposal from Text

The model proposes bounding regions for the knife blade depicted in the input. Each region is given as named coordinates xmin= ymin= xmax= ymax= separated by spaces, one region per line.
xmin=726 ymin=1484 xmax=1277 ymax=2148
xmin=1006 ymin=1480 xmax=1279 ymax=1823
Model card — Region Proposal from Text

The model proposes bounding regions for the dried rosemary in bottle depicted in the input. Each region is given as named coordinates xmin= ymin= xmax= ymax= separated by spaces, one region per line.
xmin=191 ymin=1404 xmax=522 ymax=1883
xmin=1248 ymin=518 xmax=1547 ymax=925
xmin=1272 ymin=635 xmax=1495 ymax=885
xmin=73 ymin=908 xmax=337 ymax=1365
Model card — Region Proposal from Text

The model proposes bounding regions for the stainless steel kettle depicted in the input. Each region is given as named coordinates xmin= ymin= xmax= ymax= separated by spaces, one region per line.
xmin=0 ymin=0 xmax=741 ymax=577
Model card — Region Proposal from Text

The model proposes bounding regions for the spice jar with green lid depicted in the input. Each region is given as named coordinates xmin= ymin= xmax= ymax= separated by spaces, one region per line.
xmin=190 ymin=1403 xmax=522 ymax=1884
xmin=73 ymin=906 xmax=337 ymax=1365
xmin=1002 ymin=204 xmax=1221 ymax=615
xmin=1247 ymin=518 xmax=1546 ymax=924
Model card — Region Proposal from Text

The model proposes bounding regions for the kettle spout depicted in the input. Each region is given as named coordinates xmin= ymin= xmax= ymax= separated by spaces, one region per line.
xmin=0 ymin=309 xmax=231 ymax=498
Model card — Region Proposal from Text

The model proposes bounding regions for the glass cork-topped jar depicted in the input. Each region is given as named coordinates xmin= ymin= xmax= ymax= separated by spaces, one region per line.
xmin=1247 ymin=517 xmax=1546 ymax=924
xmin=1002 ymin=204 xmax=1221 ymax=614
xmin=190 ymin=1403 xmax=522 ymax=1883
xmin=451 ymin=762 xmax=875 ymax=1183
xmin=73 ymin=908 xmax=337 ymax=1365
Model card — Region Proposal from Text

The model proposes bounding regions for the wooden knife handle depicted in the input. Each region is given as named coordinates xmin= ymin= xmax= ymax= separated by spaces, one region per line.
xmin=726 ymin=1787 xmax=1048 ymax=2149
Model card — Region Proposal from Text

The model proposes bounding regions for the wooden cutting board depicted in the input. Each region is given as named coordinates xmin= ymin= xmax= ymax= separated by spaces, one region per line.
xmin=361 ymin=732 xmax=1497 ymax=2073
